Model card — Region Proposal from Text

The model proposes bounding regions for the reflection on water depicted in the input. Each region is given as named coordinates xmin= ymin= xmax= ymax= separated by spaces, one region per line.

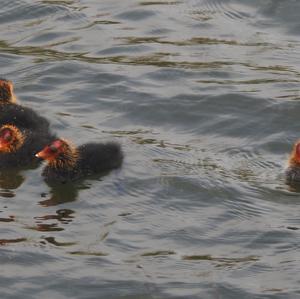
xmin=39 ymin=182 xmax=79 ymax=206
xmin=0 ymin=169 xmax=25 ymax=198
xmin=0 ymin=215 xmax=15 ymax=222
xmin=34 ymin=208 xmax=75 ymax=224
xmin=27 ymin=222 xmax=65 ymax=232
xmin=0 ymin=237 xmax=27 ymax=245
xmin=27 ymin=208 xmax=75 ymax=232
xmin=42 ymin=236 xmax=77 ymax=247
xmin=0 ymin=169 xmax=24 ymax=189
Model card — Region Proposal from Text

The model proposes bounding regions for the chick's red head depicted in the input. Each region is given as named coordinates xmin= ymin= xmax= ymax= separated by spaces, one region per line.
xmin=36 ymin=139 xmax=65 ymax=161
xmin=0 ymin=125 xmax=24 ymax=153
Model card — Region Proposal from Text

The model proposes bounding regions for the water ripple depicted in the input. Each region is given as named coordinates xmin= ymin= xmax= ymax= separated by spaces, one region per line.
xmin=1 ymin=0 xmax=300 ymax=298
xmin=0 ymin=0 xmax=66 ymax=24
xmin=187 ymin=0 xmax=254 ymax=22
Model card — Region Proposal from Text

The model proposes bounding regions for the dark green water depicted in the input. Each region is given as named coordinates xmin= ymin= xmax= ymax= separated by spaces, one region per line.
xmin=1 ymin=0 xmax=300 ymax=298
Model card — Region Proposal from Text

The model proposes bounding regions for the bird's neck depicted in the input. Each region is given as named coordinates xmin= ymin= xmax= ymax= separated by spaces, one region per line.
xmin=49 ymin=149 xmax=79 ymax=171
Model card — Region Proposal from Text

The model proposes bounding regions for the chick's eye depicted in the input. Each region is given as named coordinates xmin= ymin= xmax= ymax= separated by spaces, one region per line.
xmin=49 ymin=145 xmax=58 ymax=153
xmin=2 ymin=131 xmax=12 ymax=141
xmin=4 ymin=134 xmax=11 ymax=141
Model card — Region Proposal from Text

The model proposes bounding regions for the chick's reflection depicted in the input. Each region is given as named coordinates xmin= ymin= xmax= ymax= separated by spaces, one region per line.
xmin=0 ymin=169 xmax=24 ymax=189
xmin=39 ymin=182 xmax=79 ymax=207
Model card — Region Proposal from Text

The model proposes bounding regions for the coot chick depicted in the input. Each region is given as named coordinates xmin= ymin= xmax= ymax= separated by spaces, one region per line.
xmin=0 ymin=124 xmax=56 ymax=168
xmin=36 ymin=139 xmax=123 ymax=183
xmin=0 ymin=78 xmax=50 ymax=132
xmin=286 ymin=140 xmax=300 ymax=183
xmin=0 ymin=78 xmax=16 ymax=103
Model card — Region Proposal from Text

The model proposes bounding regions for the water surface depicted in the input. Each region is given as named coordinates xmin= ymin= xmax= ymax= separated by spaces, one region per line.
xmin=1 ymin=1 xmax=300 ymax=298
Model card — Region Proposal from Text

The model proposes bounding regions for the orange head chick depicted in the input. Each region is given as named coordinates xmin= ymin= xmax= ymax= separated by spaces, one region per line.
xmin=0 ymin=124 xmax=25 ymax=153
xmin=0 ymin=79 xmax=17 ymax=103
xmin=288 ymin=140 xmax=300 ymax=167
xmin=35 ymin=139 xmax=78 ymax=169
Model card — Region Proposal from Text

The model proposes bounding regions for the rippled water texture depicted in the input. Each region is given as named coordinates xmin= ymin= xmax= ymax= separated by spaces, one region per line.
xmin=1 ymin=0 xmax=300 ymax=298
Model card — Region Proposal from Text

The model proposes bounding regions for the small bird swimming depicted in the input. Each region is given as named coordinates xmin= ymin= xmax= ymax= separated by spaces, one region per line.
xmin=286 ymin=140 xmax=300 ymax=183
xmin=36 ymin=138 xmax=123 ymax=183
